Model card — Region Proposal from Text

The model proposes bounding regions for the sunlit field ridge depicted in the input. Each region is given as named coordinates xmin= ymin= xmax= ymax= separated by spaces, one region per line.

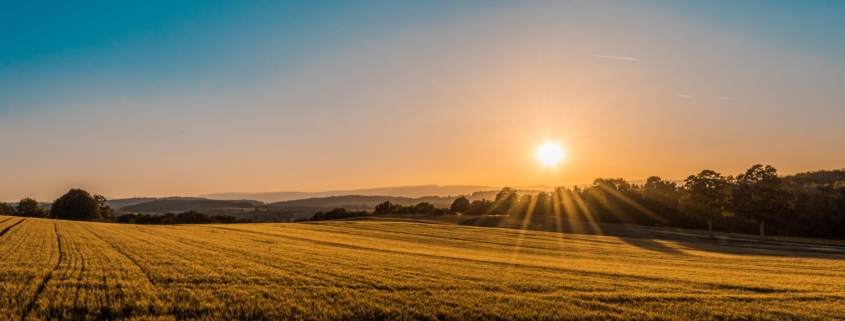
xmin=0 ymin=216 xmax=843 ymax=320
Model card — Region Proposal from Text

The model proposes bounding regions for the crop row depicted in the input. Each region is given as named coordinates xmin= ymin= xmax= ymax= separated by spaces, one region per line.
xmin=0 ymin=216 xmax=843 ymax=320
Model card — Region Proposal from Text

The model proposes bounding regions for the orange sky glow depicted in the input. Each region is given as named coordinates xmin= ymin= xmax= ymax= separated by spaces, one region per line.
xmin=2 ymin=2 xmax=844 ymax=201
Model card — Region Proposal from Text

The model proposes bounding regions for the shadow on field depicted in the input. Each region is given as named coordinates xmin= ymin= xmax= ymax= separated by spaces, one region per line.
xmin=446 ymin=215 xmax=845 ymax=259
xmin=618 ymin=238 xmax=687 ymax=255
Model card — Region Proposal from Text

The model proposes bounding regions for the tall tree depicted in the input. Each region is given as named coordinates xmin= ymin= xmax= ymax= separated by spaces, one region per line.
xmin=51 ymin=189 xmax=109 ymax=221
xmin=413 ymin=202 xmax=435 ymax=215
xmin=643 ymin=177 xmax=681 ymax=206
xmin=449 ymin=197 xmax=470 ymax=214
xmin=584 ymin=186 xmax=608 ymax=223
xmin=679 ymin=170 xmax=732 ymax=237
xmin=0 ymin=203 xmax=15 ymax=216
xmin=374 ymin=201 xmax=396 ymax=215
xmin=94 ymin=194 xmax=116 ymax=222
xmin=514 ymin=194 xmax=533 ymax=215
xmin=642 ymin=176 xmax=682 ymax=223
xmin=493 ymin=187 xmax=519 ymax=214
xmin=733 ymin=164 xmax=794 ymax=241
xmin=467 ymin=199 xmax=492 ymax=215
xmin=15 ymin=198 xmax=48 ymax=217
xmin=533 ymin=192 xmax=550 ymax=216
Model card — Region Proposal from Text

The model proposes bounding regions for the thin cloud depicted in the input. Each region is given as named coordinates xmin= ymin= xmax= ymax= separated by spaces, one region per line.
xmin=676 ymin=94 xmax=690 ymax=98
xmin=592 ymin=55 xmax=639 ymax=61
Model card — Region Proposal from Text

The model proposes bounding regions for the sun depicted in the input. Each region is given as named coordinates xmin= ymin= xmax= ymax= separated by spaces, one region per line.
xmin=537 ymin=142 xmax=565 ymax=166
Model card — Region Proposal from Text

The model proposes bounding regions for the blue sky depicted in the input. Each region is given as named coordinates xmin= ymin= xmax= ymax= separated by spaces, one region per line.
xmin=1 ymin=1 xmax=507 ymax=111
xmin=2 ymin=1 xmax=845 ymax=200
xmin=3 ymin=1 xmax=843 ymax=113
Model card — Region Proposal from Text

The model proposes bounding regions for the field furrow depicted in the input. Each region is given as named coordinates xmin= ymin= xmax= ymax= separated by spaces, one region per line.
xmin=0 ymin=219 xmax=60 ymax=319
xmin=0 ymin=217 xmax=26 ymax=239
xmin=1 ymin=216 xmax=843 ymax=320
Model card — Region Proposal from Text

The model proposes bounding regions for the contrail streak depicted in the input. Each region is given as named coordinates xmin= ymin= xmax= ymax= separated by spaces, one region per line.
xmin=677 ymin=94 xmax=691 ymax=98
xmin=592 ymin=55 xmax=639 ymax=61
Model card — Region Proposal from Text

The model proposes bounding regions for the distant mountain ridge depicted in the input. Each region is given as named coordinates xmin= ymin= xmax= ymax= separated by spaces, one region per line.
xmin=119 ymin=199 xmax=266 ymax=214
xmin=111 ymin=188 xmax=555 ymax=219
xmin=106 ymin=197 xmax=210 ymax=209
xmin=200 ymin=185 xmax=559 ymax=203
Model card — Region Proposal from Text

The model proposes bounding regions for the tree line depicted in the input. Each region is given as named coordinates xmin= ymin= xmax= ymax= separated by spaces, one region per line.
xmin=115 ymin=211 xmax=253 ymax=224
xmin=0 ymin=189 xmax=251 ymax=225
xmin=4 ymin=165 xmax=844 ymax=239
xmin=310 ymin=165 xmax=845 ymax=241
xmin=0 ymin=189 xmax=116 ymax=221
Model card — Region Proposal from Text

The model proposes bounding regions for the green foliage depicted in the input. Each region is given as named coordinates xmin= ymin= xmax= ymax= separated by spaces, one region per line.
xmin=15 ymin=197 xmax=48 ymax=218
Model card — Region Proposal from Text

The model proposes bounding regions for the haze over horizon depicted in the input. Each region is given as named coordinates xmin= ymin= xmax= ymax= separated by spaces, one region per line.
xmin=3 ymin=1 xmax=844 ymax=201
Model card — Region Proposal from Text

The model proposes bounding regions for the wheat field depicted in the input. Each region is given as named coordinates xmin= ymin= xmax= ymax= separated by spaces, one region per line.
xmin=0 ymin=215 xmax=843 ymax=320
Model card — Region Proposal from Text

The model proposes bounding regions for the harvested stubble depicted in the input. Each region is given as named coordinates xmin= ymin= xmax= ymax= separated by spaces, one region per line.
xmin=0 ymin=216 xmax=843 ymax=320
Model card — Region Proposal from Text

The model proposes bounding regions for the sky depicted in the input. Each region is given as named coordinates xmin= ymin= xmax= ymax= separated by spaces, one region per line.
xmin=2 ymin=1 xmax=845 ymax=201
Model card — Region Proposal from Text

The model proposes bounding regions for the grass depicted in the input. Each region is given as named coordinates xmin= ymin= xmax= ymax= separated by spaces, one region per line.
xmin=1 ymin=215 xmax=843 ymax=320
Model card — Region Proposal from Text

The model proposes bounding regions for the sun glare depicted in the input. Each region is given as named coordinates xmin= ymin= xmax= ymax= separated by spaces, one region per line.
xmin=537 ymin=142 xmax=565 ymax=166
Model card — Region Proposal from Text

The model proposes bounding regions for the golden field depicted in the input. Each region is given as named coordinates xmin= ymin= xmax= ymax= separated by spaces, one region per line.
xmin=0 ymin=215 xmax=843 ymax=320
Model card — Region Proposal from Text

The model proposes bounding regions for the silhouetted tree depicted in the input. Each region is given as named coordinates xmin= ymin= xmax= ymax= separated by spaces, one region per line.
xmin=784 ymin=183 xmax=843 ymax=238
xmin=93 ymin=194 xmax=116 ymax=222
xmin=642 ymin=176 xmax=682 ymax=223
xmin=450 ymin=197 xmax=470 ymax=214
xmin=173 ymin=211 xmax=218 ymax=224
xmin=679 ymin=170 xmax=732 ymax=237
xmin=550 ymin=186 xmax=585 ymax=219
xmin=467 ymin=199 xmax=492 ymax=215
xmin=15 ymin=197 xmax=48 ymax=218
xmin=584 ymin=186 xmax=608 ymax=223
xmin=431 ymin=208 xmax=450 ymax=215
xmin=733 ymin=164 xmax=794 ymax=241
xmin=311 ymin=208 xmax=370 ymax=221
xmin=0 ymin=203 xmax=17 ymax=216
xmin=51 ymin=189 xmax=110 ymax=221
xmin=493 ymin=187 xmax=519 ymax=214
xmin=116 ymin=212 xmax=250 ymax=224
xmin=374 ymin=201 xmax=397 ymax=215
xmin=533 ymin=192 xmax=550 ymax=216
xmin=643 ymin=177 xmax=681 ymax=207
xmin=413 ymin=202 xmax=435 ymax=215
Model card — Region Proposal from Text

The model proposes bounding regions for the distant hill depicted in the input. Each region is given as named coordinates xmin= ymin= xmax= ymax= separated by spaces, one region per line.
xmin=786 ymin=169 xmax=845 ymax=186
xmin=268 ymin=189 xmax=556 ymax=212
xmin=120 ymin=198 xmax=264 ymax=214
xmin=106 ymin=197 xmax=162 ymax=209
xmin=200 ymin=185 xmax=544 ymax=203
xmin=270 ymin=195 xmax=455 ymax=210
xmin=105 ymin=196 xmax=243 ymax=209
